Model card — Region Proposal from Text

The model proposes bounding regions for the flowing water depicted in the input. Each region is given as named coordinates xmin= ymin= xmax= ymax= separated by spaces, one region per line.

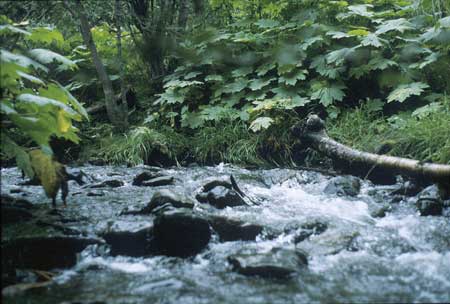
xmin=1 ymin=164 xmax=450 ymax=303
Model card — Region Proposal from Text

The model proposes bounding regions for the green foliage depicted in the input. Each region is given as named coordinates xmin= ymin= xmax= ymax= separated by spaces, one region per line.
xmin=0 ymin=17 xmax=87 ymax=174
xmin=328 ymin=98 xmax=450 ymax=164
xmin=90 ymin=126 xmax=188 ymax=166
xmin=152 ymin=0 xmax=450 ymax=147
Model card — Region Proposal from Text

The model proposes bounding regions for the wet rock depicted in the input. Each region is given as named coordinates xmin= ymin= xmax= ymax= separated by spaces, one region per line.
xmin=323 ymin=176 xmax=361 ymax=197
xmin=228 ymin=247 xmax=308 ymax=278
xmin=2 ymin=236 xmax=103 ymax=270
xmin=153 ymin=209 xmax=211 ymax=257
xmin=391 ymin=180 xmax=423 ymax=196
xmin=139 ymin=190 xmax=194 ymax=214
xmin=416 ymin=185 xmax=443 ymax=216
xmin=132 ymin=171 xmax=163 ymax=186
xmin=201 ymin=179 xmax=233 ymax=192
xmin=296 ymin=229 xmax=358 ymax=256
xmin=89 ymin=179 xmax=124 ymax=188
xmin=208 ymin=216 xmax=263 ymax=241
xmin=348 ymin=233 xmax=416 ymax=257
xmin=284 ymin=221 xmax=328 ymax=244
xmin=102 ymin=225 xmax=154 ymax=257
xmin=197 ymin=186 xmax=246 ymax=209
xmin=368 ymin=203 xmax=391 ymax=218
xmin=86 ymin=191 xmax=105 ymax=197
xmin=1 ymin=207 xmax=33 ymax=224
xmin=1 ymin=194 xmax=34 ymax=209
xmin=141 ymin=176 xmax=174 ymax=187
xmin=1 ymin=195 xmax=34 ymax=224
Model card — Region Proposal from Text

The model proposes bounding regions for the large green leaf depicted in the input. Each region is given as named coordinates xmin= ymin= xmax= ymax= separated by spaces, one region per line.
xmin=17 ymin=93 xmax=78 ymax=115
xmin=1 ymin=49 xmax=48 ymax=72
xmin=376 ymin=18 xmax=414 ymax=35
xmin=311 ymin=82 xmax=346 ymax=106
xmin=29 ymin=48 xmax=77 ymax=71
xmin=387 ymin=82 xmax=429 ymax=103
xmin=249 ymin=117 xmax=274 ymax=132
xmin=27 ymin=27 xmax=65 ymax=48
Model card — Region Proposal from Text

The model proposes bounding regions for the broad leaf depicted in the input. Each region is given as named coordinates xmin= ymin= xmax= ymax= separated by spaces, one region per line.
xmin=29 ymin=48 xmax=77 ymax=71
xmin=387 ymin=82 xmax=429 ymax=103
xmin=249 ymin=117 xmax=274 ymax=132
xmin=311 ymin=82 xmax=346 ymax=106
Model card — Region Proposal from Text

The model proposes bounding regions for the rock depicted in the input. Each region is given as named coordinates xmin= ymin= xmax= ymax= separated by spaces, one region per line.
xmin=208 ymin=216 xmax=263 ymax=241
xmin=86 ymin=191 xmax=105 ymax=197
xmin=2 ymin=236 xmax=103 ymax=270
xmin=1 ymin=195 xmax=34 ymax=224
xmin=89 ymin=179 xmax=124 ymax=188
xmin=391 ymin=180 xmax=423 ymax=196
xmin=324 ymin=176 xmax=361 ymax=197
xmin=416 ymin=185 xmax=443 ymax=216
xmin=102 ymin=225 xmax=154 ymax=257
xmin=141 ymin=176 xmax=174 ymax=187
xmin=296 ymin=229 xmax=358 ymax=256
xmin=284 ymin=221 xmax=328 ymax=244
xmin=132 ymin=171 xmax=162 ymax=186
xmin=139 ymin=190 xmax=194 ymax=214
xmin=1 ymin=194 xmax=34 ymax=209
xmin=228 ymin=247 xmax=308 ymax=278
xmin=153 ymin=209 xmax=211 ymax=257
xmin=368 ymin=203 xmax=391 ymax=218
xmin=201 ymin=179 xmax=232 ymax=192
xmin=198 ymin=186 xmax=246 ymax=209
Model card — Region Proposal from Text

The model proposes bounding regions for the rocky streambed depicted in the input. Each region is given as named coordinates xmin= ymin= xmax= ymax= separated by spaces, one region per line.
xmin=1 ymin=164 xmax=450 ymax=303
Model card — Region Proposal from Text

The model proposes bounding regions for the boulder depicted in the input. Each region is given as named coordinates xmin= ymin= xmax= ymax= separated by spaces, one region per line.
xmin=89 ymin=179 xmax=124 ymax=188
xmin=284 ymin=221 xmax=328 ymax=244
xmin=139 ymin=190 xmax=194 ymax=214
xmin=416 ymin=185 xmax=443 ymax=216
xmin=153 ymin=209 xmax=211 ymax=257
xmin=228 ymin=247 xmax=308 ymax=278
xmin=208 ymin=216 xmax=263 ymax=241
xmin=102 ymin=225 xmax=154 ymax=257
xmin=141 ymin=176 xmax=174 ymax=187
xmin=2 ymin=236 xmax=103 ymax=271
xmin=132 ymin=171 xmax=163 ymax=186
xmin=368 ymin=203 xmax=391 ymax=218
xmin=323 ymin=176 xmax=361 ymax=197
xmin=1 ymin=195 xmax=34 ymax=224
xmin=197 ymin=186 xmax=246 ymax=209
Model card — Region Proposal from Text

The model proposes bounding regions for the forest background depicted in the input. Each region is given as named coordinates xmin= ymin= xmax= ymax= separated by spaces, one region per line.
xmin=1 ymin=0 xmax=449 ymax=175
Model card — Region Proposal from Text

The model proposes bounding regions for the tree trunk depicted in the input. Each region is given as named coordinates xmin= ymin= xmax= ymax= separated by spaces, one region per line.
xmin=114 ymin=0 xmax=129 ymax=121
xmin=292 ymin=115 xmax=450 ymax=198
xmin=65 ymin=0 xmax=128 ymax=131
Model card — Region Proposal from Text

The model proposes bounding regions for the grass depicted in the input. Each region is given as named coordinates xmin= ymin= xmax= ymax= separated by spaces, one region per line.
xmin=327 ymin=101 xmax=450 ymax=164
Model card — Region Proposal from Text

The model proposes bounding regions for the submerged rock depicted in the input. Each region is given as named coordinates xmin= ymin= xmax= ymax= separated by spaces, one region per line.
xmin=416 ymin=185 xmax=443 ymax=216
xmin=323 ymin=176 xmax=361 ymax=197
xmin=139 ymin=190 xmax=194 ymax=214
xmin=208 ymin=216 xmax=263 ymax=241
xmin=132 ymin=171 xmax=162 ymax=186
xmin=1 ymin=195 xmax=34 ymax=224
xmin=153 ymin=209 xmax=211 ymax=257
xmin=2 ymin=236 xmax=103 ymax=270
xmin=89 ymin=179 xmax=124 ymax=188
xmin=368 ymin=203 xmax=391 ymax=218
xmin=141 ymin=176 xmax=174 ymax=187
xmin=197 ymin=186 xmax=246 ymax=209
xmin=228 ymin=247 xmax=308 ymax=278
xmin=102 ymin=225 xmax=154 ymax=257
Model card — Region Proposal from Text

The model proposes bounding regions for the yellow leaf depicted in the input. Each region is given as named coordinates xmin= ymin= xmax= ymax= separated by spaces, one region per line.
xmin=57 ymin=109 xmax=71 ymax=133
xmin=29 ymin=150 xmax=61 ymax=199
xmin=348 ymin=29 xmax=370 ymax=36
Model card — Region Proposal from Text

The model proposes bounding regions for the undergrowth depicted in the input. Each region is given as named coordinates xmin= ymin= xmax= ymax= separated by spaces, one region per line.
xmin=328 ymin=100 xmax=450 ymax=164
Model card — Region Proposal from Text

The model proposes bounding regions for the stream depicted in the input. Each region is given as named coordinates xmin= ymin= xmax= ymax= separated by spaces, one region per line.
xmin=1 ymin=164 xmax=450 ymax=303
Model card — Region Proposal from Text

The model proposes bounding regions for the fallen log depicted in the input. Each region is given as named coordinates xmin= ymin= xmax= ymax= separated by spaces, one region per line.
xmin=292 ymin=115 xmax=450 ymax=198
